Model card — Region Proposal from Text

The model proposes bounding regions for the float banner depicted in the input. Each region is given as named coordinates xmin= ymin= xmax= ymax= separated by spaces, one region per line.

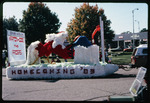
xmin=6 ymin=63 xmax=119 ymax=79
xmin=7 ymin=30 xmax=26 ymax=66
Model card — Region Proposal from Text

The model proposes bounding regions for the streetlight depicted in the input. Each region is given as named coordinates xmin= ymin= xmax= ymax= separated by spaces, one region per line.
xmin=135 ymin=20 xmax=140 ymax=32
xmin=132 ymin=8 xmax=139 ymax=33
xmin=132 ymin=8 xmax=139 ymax=48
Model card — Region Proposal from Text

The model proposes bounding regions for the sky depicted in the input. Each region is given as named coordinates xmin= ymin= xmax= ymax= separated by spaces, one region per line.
xmin=3 ymin=2 xmax=148 ymax=35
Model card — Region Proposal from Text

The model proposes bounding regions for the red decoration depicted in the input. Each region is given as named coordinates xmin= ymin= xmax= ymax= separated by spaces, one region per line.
xmin=91 ymin=25 xmax=101 ymax=44
xmin=35 ymin=41 xmax=72 ymax=59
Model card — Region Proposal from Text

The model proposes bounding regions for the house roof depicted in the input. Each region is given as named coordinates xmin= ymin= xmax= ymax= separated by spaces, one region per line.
xmin=113 ymin=32 xmax=148 ymax=41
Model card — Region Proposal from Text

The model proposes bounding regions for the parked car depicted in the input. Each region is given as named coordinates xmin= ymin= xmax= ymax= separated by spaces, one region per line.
xmin=110 ymin=47 xmax=122 ymax=52
xmin=130 ymin=44 xmax=147 ymax=68
xmin=123 ymin=47 xmax=133 ymax=52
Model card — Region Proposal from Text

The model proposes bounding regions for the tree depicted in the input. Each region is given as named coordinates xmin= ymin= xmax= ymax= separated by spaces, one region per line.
xmin=121 ymin=31 xmax=132 ymax=34
xmin=140 ymin=28 xmax=148 ymax=32
xmin=19 ymin=2 xmax=61 ymax=45
xmin=3 ymin=16 xmax=19 ymax=49
xmin=66 ymin=3 xmax=115 ymax=48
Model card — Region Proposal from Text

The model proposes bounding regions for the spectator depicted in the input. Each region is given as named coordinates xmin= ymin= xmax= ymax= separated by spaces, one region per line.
xmin=56 ymin=57 xmax=61 ymax=63
xmin=99 ymin=50 xmax=110 ymax=63
xmin=51 ymin=58 xmax=55 ymax=64
xmin=99 ymin=51 xmax=102 ymax=61
xmin=105 ymin=50 xmax=109 ymax=62
xmin=2 ymin=50 xmax=6 ymax=68
xmin=64 ymin=59 xmax=68 ymax=62
xmin=41 ymin=60 xmax=45 ymax=63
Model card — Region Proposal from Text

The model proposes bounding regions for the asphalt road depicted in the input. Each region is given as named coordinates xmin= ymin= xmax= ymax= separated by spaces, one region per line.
xmin=2 ymin=66 xmax=141 ymax=101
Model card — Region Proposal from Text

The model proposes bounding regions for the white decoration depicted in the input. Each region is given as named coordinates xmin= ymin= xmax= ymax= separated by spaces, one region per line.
xmin=74 ymin=45 xmax=99 ymax=64
xmin=6 ymin=62 xmax=118 ymax=79
xmin=25 ymin=41 xmax=41 ymax=65
xmin=25 ymin=32 xmax=68 ymax=65
xmin=45 ymin=32 xmax=68 ymax=49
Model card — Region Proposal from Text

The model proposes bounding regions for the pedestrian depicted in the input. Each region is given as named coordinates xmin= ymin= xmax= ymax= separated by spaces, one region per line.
xmin=2 ymin=50 xmax=6 ymax=68
xmin=105 ymin=50 xmax=109 ymax=63
xmin=64 ymin=59 xmax=68 ymax=62
xmin=51 ymin=58 xmax=55 ymax=64
xmin=56 ymin=57 xmax=61 ymax=63
xmin=99 ymin=51 xmax=102 ymax=61
xmin=41 ymin=60 xmax=45 ymax=63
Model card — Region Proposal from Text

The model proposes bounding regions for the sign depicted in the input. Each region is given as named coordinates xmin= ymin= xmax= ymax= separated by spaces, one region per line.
xmin=131 ymin=34 xmax=139 ymax=39
xmin=124 ymin=40 xmax=131 ymax=42
xmin=129 ymin=67 xmax=147 ymax=96
xmin=6 ymin=63 xmax=118 ymax=79
xmin=118 ymin=36 xmax=123 ymax=39
xmin=6 ymin=64 xmax=99 ymax=79
xmin=10 ymin=67 xmax=95 ymax=75
xmin=7 ymin=30 xmax=26 ymax=66
xmin=143 ymin=39 xmax=147 ymax=41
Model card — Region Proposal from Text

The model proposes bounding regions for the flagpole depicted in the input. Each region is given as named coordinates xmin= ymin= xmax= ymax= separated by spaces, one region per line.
xmin=100 ymin=16 xmax=105 ymax=63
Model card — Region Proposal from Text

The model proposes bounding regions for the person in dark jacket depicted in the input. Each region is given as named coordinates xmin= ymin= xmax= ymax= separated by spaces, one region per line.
xmin=56 ymin=57 xmax=61 ymax=63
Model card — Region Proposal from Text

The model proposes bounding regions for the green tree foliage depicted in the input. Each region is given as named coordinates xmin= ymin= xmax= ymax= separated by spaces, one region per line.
xmin=121 ymin=31 xmax=132 ymax=34
xmin=66 ymin=3 xmax=115 ymax=47
xmin=19 ymin=2 xmax=61 ymax=45
xmin=3 ymin=16 xmax=19 ymax=49
xmin=140 ymin=28 xmax=148 ymax=32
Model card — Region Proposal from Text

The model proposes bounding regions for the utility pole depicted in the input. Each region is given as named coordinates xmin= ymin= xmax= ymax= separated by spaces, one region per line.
xmin=100 ymin=16 xmax=105 ymax=63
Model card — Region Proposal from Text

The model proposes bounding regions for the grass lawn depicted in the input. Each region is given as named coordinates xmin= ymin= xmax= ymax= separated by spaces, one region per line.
xmin=41 ymin=57 xmax=74 ymax=63
xmin=109 ymin=51 xmax=132 ymax=65
xmin=4 ymin=49 xmax=131 ymax=66
xmin=41 ymin=51 xmax=132 ymax=65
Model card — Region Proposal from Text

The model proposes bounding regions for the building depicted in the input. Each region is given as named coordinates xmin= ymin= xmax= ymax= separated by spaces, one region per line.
xmin=112 ymin=32 xmax=148 ymax=49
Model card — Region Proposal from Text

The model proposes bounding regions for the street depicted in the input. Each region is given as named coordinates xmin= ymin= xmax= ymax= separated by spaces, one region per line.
xmin=2 ymin=66 xmax=140 ymax=101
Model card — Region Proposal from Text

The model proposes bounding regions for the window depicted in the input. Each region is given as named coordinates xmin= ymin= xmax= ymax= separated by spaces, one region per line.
xmin=142 ymin=49 xmax=147 ymax=54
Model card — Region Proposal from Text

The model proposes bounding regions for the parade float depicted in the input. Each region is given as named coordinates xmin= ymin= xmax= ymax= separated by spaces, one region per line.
xmin=6 ymin=17 xmax=118 ymax=80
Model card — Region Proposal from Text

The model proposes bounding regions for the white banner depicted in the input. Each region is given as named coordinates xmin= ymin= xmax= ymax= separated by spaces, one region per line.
xmin=7 ymin=30 xmax=26 ymax=66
